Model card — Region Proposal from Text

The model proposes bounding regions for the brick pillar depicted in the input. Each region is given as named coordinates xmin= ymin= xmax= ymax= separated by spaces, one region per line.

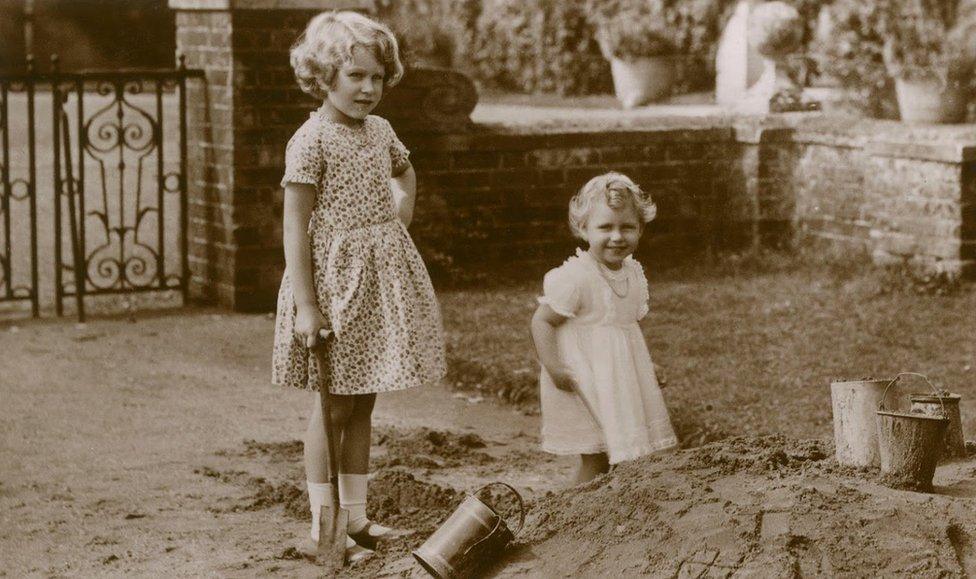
xmin=170 ymin=0 xmax=373 ymax=311
xmin=732 ymin=123 xmax=797 ymax=251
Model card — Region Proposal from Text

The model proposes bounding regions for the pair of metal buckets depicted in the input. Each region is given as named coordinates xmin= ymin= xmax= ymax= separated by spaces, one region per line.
xmin=413 ymin=482 xmax=525 ymax=579
xmin=831 ymin=372 xmax=965 ymax=491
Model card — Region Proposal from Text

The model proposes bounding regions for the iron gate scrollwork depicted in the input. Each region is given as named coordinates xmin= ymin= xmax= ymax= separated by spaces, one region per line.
xmin=0 ymin=56 xmax=201 ymax=321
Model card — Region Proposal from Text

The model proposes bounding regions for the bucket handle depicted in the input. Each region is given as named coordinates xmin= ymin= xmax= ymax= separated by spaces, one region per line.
xmin=878 ymin=372 xmax=948 ymax=418
xmin=454 ymin=482 xmax=527 ymax=565
xmin=474 ymin=482 xmax=526 ymax=535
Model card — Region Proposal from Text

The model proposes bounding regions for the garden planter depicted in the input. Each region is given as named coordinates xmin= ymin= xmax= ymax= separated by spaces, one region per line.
xmin=610 ymin=56 xmax=675 ymax=109
xmin=894 ymin=76 xmax=968 ymax=123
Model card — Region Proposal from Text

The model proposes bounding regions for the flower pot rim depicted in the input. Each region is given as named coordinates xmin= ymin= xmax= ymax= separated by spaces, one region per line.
xmin=609 ymin=54 xmax=685 ymax=64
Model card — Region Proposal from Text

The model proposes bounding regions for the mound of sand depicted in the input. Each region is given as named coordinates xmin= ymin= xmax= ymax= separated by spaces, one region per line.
xmin=373 ymin=427 xmax=492 ymax=469
xmin=199 ymin=427 xmax=488 ymax=532
xmin=199 ymin=430 xmax=976 ymax=577
xmin=505 ymin=435 xmax=976 ymax=577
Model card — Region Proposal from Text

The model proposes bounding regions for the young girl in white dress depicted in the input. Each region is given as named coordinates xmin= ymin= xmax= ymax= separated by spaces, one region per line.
xmin=271 ymin=11 xmax=446 ymax=563
xmin=531 ymin=172 xmax=677 ymax=484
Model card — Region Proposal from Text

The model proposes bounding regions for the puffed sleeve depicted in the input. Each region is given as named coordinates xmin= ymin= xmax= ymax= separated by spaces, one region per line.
xmin=537 ymin=265 xmax=581 ymax=318
xmin=382 ymin=118 xmax=410 ymax=175
xmin=280 ymin=120 xmax=323 ymax=188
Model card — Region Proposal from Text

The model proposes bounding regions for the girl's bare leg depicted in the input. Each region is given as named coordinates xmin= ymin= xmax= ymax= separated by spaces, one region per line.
xmin=340 ymin=393 xmax=376 ymax=474
xmin=302 ymin=393 xmax=373 ymax=561
xmin=575 ymin=452 xmax=609 ymax=484
xmin=338 ymin=394 xmax=391 ymax=538
xmin=304 ymin=392 xmax=355 ymax=483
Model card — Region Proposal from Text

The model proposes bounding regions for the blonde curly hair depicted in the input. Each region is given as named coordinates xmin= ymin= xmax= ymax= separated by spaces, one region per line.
xmin=568 ymin=172 xmax=657 ymax=239
xmin=290 ymin=11 xmax=404 ymax=100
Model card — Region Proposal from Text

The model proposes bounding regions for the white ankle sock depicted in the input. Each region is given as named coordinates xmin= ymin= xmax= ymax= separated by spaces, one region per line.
xmin=307 ymin=481 xmax=333 ymax=542
xmin=308 ymin=481 xmax=372 ymax=553
xmin=338 ymin=474 xmax=368 ymax=532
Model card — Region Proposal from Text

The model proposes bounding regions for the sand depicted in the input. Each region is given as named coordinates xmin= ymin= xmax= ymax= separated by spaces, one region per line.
xmin=2 ymin=311 xmax=974 ymax=577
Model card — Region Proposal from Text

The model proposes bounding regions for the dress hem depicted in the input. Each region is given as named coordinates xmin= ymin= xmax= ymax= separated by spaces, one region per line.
xmin=607 ymin=437 xmax=679 ymax=464
xmin=541 ymin=441 xmax=607 ymax=456
xmin=270 ymin=374 xmax=444 ymax=395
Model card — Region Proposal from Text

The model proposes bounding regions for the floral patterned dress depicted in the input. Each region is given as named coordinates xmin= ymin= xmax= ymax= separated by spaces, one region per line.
xmin=272 ymin=110 xmax=446 ymax=395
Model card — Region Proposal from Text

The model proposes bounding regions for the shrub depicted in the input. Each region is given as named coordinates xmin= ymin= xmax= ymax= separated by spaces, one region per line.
xmin=587 ymin=0 xmax=678 ymax=60
xmin=809 ymin=0 xmax=898 ymax=118
xmin=811 ymin=0 xmax=976 ymax=118
xmin=471 ymin=0 xmax=611 ymax=95
xmin=375 ymin=0 xmax=482 ymax=70
xmin=878 ymin=0 xmax=976 ymax=87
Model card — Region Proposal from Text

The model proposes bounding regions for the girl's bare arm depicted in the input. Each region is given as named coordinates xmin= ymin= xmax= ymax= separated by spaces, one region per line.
xmin=391 ymin=162 xmax=417 ymax=227
xmin=531 ymin=304 xmax=577 ymax=392
xmin=283 ymin=182 xmax=327 ymax=346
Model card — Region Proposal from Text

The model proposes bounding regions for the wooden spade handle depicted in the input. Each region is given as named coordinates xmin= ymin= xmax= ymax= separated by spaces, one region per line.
xmin=313 ymin=342 xmax=342 ymax=485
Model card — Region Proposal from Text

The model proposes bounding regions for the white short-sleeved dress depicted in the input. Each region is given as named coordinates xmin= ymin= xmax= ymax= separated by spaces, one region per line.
xmin=271 ymin=109 xmax=446 ymax=395
xmin=538 ymin=249 xmax=678 ymax=463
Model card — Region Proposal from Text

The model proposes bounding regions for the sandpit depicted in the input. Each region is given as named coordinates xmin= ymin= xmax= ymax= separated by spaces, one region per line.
xmin=200 ymin=427 xmax=976 ymax=578
xmin=504 ymin=435 xmax=976 ymax=577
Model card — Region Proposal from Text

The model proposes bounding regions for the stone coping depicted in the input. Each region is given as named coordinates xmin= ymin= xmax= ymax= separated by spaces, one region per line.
xmin=169 ymin=0 xmax=372 ymax=10
xmin=466 ymin=112 xmax=976 ymax=163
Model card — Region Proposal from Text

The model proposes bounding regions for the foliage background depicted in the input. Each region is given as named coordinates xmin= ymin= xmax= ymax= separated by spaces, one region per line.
xmin=379 ymin=0 xmax=834 ymax=97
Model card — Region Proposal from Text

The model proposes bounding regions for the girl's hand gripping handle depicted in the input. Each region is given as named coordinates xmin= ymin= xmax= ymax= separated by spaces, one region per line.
xmin=295 ymin=305 xmax=330 ymax=348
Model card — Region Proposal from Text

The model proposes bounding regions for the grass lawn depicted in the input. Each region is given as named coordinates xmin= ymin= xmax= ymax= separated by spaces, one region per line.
xmin=439 ymin=253 xmax=976 ymax=447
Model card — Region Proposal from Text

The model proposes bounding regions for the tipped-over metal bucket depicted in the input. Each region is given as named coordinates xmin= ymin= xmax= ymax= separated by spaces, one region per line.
xmin=413 ymin=482 xmax=525 ymax=579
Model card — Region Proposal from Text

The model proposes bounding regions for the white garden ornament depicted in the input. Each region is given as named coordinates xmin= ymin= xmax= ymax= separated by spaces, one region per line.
xmin=740 ymin=1 xmax=804 ymax=113
xmin=715 ymin=0 xmax=765 ymax=105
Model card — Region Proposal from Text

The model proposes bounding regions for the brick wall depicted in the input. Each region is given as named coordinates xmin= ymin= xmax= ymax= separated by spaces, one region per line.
xmin=405 ymin=127 xmax=746 ymax=283
xmin=229 ymin=9 xmax=318 ymax=309
xmin=406 ymin=122 xmax=975 ymax=285
xmin=176 ymin=7 xmax=318 ymax=310
xmin=177 ymin=10 xmax=235 ymax=305
xmin=785 ymin=129 xmax=976 ymax=277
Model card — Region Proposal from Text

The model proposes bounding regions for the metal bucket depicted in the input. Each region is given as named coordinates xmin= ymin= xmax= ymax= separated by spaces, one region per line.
xmin=413 ymin=482 xmax=525 ymax=579
xmin=910 ymin=391 xmax=965 ymax=461
xmin=876 ymin=373 xmax=949 ymax=493
xmin=830 ymin=378 xmax=899 ymax=467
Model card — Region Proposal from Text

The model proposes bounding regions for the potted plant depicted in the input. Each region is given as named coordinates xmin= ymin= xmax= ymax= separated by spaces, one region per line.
xmin=809 ymin=1 xmax=891 ymax=118
xmin=879 ymin=0 xmax=976 ymax=123
xmin=587 ymin=0 xmax=681 ymax=108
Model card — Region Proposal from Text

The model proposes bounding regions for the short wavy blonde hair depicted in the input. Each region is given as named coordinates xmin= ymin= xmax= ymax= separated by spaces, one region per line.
xmin=290 ymin=11 xmax=404 ymax=100
xmin=568 ymin=172 xmax=657 ymax=239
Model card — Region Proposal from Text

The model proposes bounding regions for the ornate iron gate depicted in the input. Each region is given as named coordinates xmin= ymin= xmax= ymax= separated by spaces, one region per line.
xmin=0 ymin=57 xmax=201 ymax=321
xmin=0 ymin=61 xmax=40 ymax=317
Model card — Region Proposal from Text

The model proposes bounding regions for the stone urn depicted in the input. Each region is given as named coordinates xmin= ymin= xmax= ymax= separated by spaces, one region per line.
xmin=893 ymin=75 xmax=968 ymax=124
xmin=610 ymin=56 xmax=676 ymax=109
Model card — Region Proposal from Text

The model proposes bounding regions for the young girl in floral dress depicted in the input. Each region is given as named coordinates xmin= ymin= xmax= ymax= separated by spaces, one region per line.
xmin=531 ymin=172 xmax=677 ymax=484
xmin=271 ymin=11 xmax=445 ymax=563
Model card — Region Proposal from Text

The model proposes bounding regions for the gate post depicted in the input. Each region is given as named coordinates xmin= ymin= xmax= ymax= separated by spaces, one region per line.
xmin=169 ymin=0 xmax=374 ymax=311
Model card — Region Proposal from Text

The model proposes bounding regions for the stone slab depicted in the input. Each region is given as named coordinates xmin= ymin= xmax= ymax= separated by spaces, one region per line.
xmin=866 ymin=141 xmax=976 ymax=164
